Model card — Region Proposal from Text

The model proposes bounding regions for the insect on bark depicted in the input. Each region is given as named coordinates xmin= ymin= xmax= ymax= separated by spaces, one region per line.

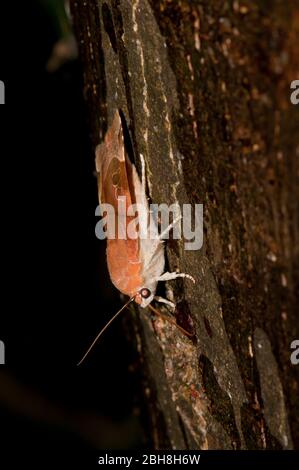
xmin=77 ymin=111 xmax=195 ymax=365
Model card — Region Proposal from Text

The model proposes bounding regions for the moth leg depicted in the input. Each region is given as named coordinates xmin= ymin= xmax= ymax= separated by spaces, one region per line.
xmin=157 ymin=271 xmax=195 ymax=283
xmin=154 ymin=296 xmax=176 ymax=310
xmin=159 ymin=215 xmax=182 ymax=240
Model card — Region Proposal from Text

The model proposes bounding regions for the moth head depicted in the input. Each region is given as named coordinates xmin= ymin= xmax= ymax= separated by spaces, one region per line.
xmin=135 ymin=287 xmax=154 ymax=308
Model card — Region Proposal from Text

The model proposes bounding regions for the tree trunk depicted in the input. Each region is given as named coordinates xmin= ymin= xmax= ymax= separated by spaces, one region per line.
xmin=70 ymin=0 xmax=299 ymax=450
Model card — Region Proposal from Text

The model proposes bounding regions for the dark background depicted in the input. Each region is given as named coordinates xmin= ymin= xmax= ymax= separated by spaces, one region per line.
xmin=0 ymin=0 xmax=145 ymax=463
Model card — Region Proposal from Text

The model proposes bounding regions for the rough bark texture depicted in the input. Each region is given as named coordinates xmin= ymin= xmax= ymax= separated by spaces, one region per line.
xmin=71 ymin=0 xmax=299 ymax=449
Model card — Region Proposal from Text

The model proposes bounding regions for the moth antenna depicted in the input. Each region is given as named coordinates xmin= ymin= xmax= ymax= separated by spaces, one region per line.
xmin=148 ymin=304 xmax=194 ymax=338
xmin=77 ymin=296 xmax=134 ymax=366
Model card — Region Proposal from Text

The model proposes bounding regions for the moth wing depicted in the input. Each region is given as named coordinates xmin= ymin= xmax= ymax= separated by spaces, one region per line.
xmin=95 ymin=111 xmax=143 ymax=297
xmin=95 ymin=112 xmax=134 ymax=209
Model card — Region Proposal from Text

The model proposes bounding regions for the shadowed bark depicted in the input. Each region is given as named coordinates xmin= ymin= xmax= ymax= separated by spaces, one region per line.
xmin=70 ymin=0 xmax=299 ymax=449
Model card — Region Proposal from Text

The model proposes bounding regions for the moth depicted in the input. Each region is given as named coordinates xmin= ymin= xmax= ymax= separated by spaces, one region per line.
xmin=78 ymin=111 xmax=194 ymax=365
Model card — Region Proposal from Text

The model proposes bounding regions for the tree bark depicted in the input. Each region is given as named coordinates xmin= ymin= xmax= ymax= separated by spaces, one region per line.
xmin=70 ymin=0 xmax=299 ymax=450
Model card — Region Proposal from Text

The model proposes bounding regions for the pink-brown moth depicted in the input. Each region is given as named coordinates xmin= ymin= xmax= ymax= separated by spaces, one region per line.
xmin=78 ymin=111 xmax=194 ymax=364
